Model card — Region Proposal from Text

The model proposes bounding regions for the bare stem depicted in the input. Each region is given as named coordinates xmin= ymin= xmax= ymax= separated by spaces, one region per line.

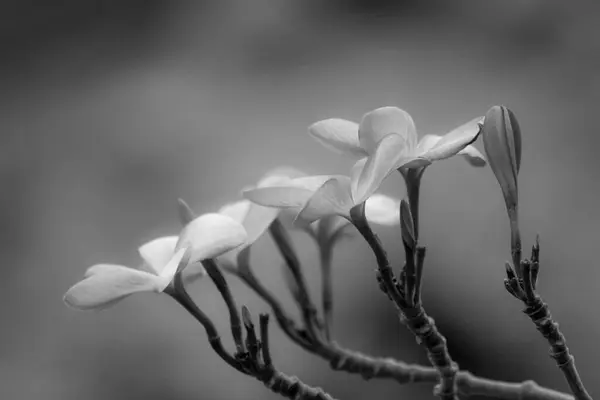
xmin=166 ymin=279 xmax=243 ymax=373
xmin=202 ymin=259 xmax=245 ymax=353
xmin=320 ymin=245 xmax=334 ymax=341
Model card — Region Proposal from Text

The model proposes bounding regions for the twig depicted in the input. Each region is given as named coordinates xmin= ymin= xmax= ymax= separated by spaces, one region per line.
xmin=505 ymin=237 xmax=592 ymax=400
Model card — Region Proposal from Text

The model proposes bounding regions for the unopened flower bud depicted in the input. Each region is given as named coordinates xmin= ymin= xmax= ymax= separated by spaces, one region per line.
xmin=482 ymin=106 xmax=523 ymax=273
xmin=482 ymin=105 xmax=522 ymax=213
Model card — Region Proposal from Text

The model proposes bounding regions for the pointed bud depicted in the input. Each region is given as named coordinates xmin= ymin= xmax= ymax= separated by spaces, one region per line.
xmin=241 ymin=305 xmax=254 ymax=330
xmin=482 ymin=106 xmax=523 ymax=272
xmin=482 ymin=106 xmax=522 ymax=213
xmin=400 ymin=199 xmax=416 ymax=250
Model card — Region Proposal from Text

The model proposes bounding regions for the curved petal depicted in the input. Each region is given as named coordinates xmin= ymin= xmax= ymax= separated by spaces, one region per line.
xmin=417 ymin=134 xmax=486 ymax=167
xmin=138 ymin=236 xmax=178 ymax=275
xmin=243 ymin=175 xmax=343 ymax=210
xmin=176 ymin=213 xmax=248 ymax=263
xmin=350 ymin=157 xmax=367 ymax=185
xmin=295 ymin=177 xmax=354 ymax=226
xmin=218 ymin=200 xmax=251 ymax=224
xmin=365 ymin=194 xmax=401 ymax=226
xmin=244 ymin=186 xmax=315 ymax=209
xmin=419 ymin=116 xmax=483 ymax=162
xmin=457 ymin=144 xmax=487 ymax=167
xmin=359 ymin=107 xmax=417 ymax=154
xmin=64 ymin=264 xmax=163 ymax=311
xmin=256 ymin=166 xmax=305 ymax=188
xmin=158 ymin=247 xmax=190 ymax=284
xmin=220 ymin=199 xmax=280 ymax=252
xmin=308 ymin=118 xmax=367 ymax=158
xmin=415 ymin=134 xmax=442 ymax=154
xmin=353 ymin=133 xmax=430 ymax=204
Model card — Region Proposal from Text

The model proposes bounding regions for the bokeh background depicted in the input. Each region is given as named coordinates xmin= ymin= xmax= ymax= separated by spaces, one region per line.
xmin=1 ymin=1 xmax=599 ymax=399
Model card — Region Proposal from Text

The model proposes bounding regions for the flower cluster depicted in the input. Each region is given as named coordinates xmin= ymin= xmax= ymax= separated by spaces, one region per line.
xmin=64 ymin=106 xmax=485 ymax=310
xmin=64 ymin=105 xmax=590 ymax=400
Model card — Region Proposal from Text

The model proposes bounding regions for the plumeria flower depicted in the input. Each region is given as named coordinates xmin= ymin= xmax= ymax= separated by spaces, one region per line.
xmin=308 ymin=106 xmax=486 ymax=203
xmin=64 ymin=213 xmax=247 ymax=310
xmin=243 ymin=174 xmax=401 ymax=227
xmin=212 ymin=166 xmax=307 ymax=268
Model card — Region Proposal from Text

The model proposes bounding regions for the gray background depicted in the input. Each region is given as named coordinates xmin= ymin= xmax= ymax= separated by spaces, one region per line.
xmin=1 ymin=1 xmax=599 ymax=399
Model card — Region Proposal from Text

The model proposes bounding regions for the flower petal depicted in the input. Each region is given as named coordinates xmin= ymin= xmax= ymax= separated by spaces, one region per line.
xmin=138 ymin=236 xmax=178 ymax=275
xmin=295 ymin=177 xmax=354 ymax=225
xmin=418 ymin=116 xmax=483 ymax=162
xmin=218 ymin=200 xmax=252 ymax=224
xmin=353 ymin=133 xmax=430 ymax=204
xmin=176 ymin=213 xmax=248 ymax=263
xmin=244 ymin=186 xmax=315 ymax=209
xmin=417 ymin=134 xmax=486 ymax=167
xmin=365 ymin=194 xmax=401 ymax=226
xmin=158 ymin=247 xmax=190 ymax=284
xmin=64 ymin=264 xmax=164 ymax=310
xmin=256 ymin=166 xmax=306 ymax=188
xmin=359 ymin=107 xmax=417 ymax=154
xmin=243 ymin=175 xmax=342 ymax=210
xmin=308 ymin=118 xmax=367 ymax=158
xmin=220 ymin=199 xmax=280 ymax=251
xmin=457 ymin=144 xmax=487 ymax=167
xmin=350 ymin=157 xmax=367 ymax=185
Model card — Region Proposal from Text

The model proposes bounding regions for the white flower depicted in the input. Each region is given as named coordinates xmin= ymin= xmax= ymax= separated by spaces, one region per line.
xmin=214 ymin=166 xmax=307 ymax=266
xmin=243 ymin=174 xmax=400 ymax=226
xmin=309 ymin=106 xmax=486 ymax=203
xmin=64 ymin=214 xmax=247 ymax=310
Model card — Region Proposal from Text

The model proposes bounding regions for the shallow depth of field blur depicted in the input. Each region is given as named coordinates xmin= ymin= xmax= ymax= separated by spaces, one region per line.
xmin=2 ymin=1 xmax=599 ymax=399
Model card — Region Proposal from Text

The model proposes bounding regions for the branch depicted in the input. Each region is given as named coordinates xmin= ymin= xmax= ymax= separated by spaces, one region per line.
xmin=505 ymin=237 xmax=592 ymax=400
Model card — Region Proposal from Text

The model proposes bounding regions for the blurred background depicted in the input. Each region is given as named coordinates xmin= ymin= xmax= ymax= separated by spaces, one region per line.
xmin=1 ymin=0 xmax=599 ymax=399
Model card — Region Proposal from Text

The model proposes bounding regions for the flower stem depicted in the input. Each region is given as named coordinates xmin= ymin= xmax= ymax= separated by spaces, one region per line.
xmin=202 ymin=259 xmax=245 ymax=354
xmin=404 ymin=167 xmax=424 ymax=241
xmin=232 ymin=259 xmax=577 ymax=400
xmin=231 ymin=266 xmax=313 ymax=349
xmin=269 ymin=219 xmax=323 ymax=342
xmin=320 ymin=244 xmax=334 ymax=341
xmin=350 ymin=202 xmax=459 ymax=400
xmin=166 ymin=281 xmax=243 ymax=373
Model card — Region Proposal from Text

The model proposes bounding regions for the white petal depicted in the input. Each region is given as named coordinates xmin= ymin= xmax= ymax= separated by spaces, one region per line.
xmin=218 ymin=200 xmax=251 ymax=224
xmin=256 ymin=166 xmax=307 ymax=188
xmin=308 ymin=118 xmax=367 ymax=158
xmin=243 ymin=175 xmax=340 ymax=210
xmin=419 ymin=116 xmax=483 ymax=162
xmin=417 ymin=134 xmax=486 ymax=167
xmin=289 ymin=175 xmax=339 ymax=191
xmin=64 ymin=264 xmax=164 ymax=311
xmin=353 ymin=133 xmax=429 ymax=204
xmin=244 ymin=186 xmax=315 ymax=209
xmin=350 ymin=157 xmax=367 ymax=185
xmin=138 ymin=236 xmax=178 ymax=275
xmin=238 ymin=202 xmax=280 ymax=247
xmin=317 ymin=215 xmax=353 ymax=241
xmin=365 ymin=194 xmax=401 ymax=226
xmin=359 ymin=107 xmax=418 ymax=154
xmin=176 ymin=213 xmax=248 ymax=263
xmin=157 ymin=247 xmax=189 ymax=284
xmin=457 ymin=144 xmax=487 ymax=167
xmin=295 ymin=177 xmax=354 ymax=225
xmin=219 ymin=199 xmax=281 ymax=258
xmin=415 ymin=134 xmax=442 ymax=154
